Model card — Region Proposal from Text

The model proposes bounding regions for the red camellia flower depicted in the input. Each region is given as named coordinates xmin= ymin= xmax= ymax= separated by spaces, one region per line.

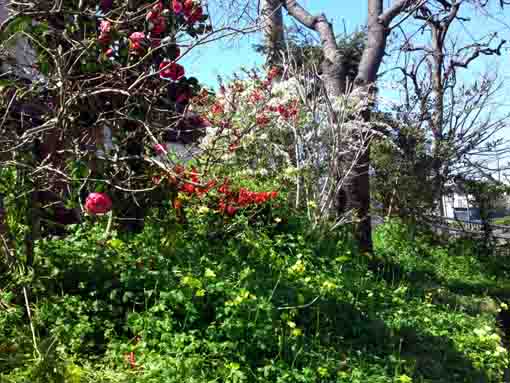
xmin=238 ymin=188 xmax=253 ymax=206
xmin=152 ymin=1 xmax=164 ymax=13
xmin=159 ymin=61 xmax=185 ymax=81
xmin=183 ymin=0 xmax=193 ymax=10
xmin=204 ymin=179 xmax=216 ymax=192
xmin=84 ymin=192 xmax=112 ymax=215
xmin=147 ymin=10 xmax=157 ymax=21
xmin=129 ymin=32 xmax=146 ymax=52
xmin=98 ymin=25 xmax=111 ymax=45
xmin=196 ymin=179 xmax=215 ymax=197
xmin=150 ymin=17 xmax=167 ymax=35
xmin=226 ymin=205 xmax=238 ymax=216
xmin=254 ymin=192 xmax=269 ymax=204
xmin=173 ymin=0 xmax=183 ymax=13
xmin=189 ymin=167 xmax=200 ymax=184
xmin=185 ymin=3 xmax=203 ymax=23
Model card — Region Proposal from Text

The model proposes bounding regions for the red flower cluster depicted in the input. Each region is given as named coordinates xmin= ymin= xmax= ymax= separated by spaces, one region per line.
xmin=172 ymin=0 xmax=183 ymax=13
xmin=184 ymin=0 xmax=203 ymax=23
xmin=159 ymin=61 xmax=185 ymax=81
xmin=217 ymin=181 xmax=278 ymax=216
xmin=237 ymin=188 xmax=277 ymax=207
xmin=177 ymin=167 xmax=216 ymax=197
xmin=268 ymin=101 xmax=299 ymax=121
xmin=152 ymin=167 xmax=277 ymax=218
xmin=256 ymin=113 xmax=270 ymax=126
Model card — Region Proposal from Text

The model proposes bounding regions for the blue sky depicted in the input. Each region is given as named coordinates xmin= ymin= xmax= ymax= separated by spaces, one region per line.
xmin=182 ymin=1 xmax=369 ymax=87
xmin=183 ymin=1 xmax=510 ymax=89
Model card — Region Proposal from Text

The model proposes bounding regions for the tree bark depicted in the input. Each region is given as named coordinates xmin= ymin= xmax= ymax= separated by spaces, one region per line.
xmin=346 ymin=0 xmax=412 ymax=252
xmin=260 ymin=0 xmax=285 ymax=66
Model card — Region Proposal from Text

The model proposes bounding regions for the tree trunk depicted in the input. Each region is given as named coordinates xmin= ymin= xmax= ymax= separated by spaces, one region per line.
xmin=261 ymin=0 xmax=285 ymax=66
xmin=280 ymin=0 xmax=415 ymax=253
xmin=344 ymin=0 xmax=387 ymax=253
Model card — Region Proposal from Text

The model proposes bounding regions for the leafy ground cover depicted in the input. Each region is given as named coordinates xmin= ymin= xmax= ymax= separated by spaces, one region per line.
xmin=1 ymin=211 xmax=508 ymax=383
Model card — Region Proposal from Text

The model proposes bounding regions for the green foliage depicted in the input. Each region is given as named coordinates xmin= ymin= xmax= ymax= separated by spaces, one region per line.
xmin=1 ymin=210 xmax=508 ymax=382
xmin=371 ymin=119 xmax=436 ymax=218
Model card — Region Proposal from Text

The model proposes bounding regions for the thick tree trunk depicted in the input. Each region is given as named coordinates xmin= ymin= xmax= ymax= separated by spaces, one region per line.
xmin=261 ymin=0 xmax=285 ymax=66
xmin=344 ymin=0 xmax=387 ymax=253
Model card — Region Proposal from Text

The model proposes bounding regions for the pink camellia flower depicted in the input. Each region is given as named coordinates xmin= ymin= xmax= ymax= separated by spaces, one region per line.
xmin=154 ymin=143 xmax=166 ymax=155
xmin=129 ymin=32 xmax=146 ymax=52
xmin=99 ymin=20 xmax=111 ymax=34
xmin=172 ymin=0 xmax=183 ymax=14
xmin=84 ymin=192 xmax=112 ymax=215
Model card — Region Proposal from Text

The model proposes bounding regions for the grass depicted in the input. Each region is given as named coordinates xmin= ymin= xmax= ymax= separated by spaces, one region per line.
xmin=0 ymin=217 xmax=508 ymax=382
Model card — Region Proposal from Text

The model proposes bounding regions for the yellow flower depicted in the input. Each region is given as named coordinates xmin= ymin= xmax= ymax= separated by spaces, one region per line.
xmin=321 ymin=280 xmax=337 ymax=292
xmin=289 ymin=260 xmax=305 ymax=274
